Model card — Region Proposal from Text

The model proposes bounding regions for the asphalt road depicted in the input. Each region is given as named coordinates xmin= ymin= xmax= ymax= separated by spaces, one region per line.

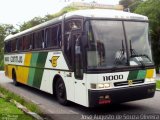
xmin=0 ymin=71 xmax=160 ymax=120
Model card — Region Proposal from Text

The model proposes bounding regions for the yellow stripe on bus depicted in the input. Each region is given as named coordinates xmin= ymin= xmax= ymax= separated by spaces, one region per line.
xmin=146 ymin=69 xmax=154 ymax=78
xmin=18 ymin=53 xmax=32 ymax=84
xmin=24 ymin=53 xmax=32 ymax=66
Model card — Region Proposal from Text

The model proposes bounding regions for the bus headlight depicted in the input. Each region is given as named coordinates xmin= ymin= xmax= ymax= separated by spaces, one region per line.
xmin=91 ymin=83 xmax=110 ymax=89
xmin=97 ymin=84 xmax=105 ymax=88
xmin=145 ymin=78 xmax=155 ymax=82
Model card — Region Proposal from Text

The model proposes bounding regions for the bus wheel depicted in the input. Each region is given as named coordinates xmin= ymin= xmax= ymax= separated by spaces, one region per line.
xmin=12 ymin=70 xmax=19 ymax=86
xmin=55 ymin=78 xmax=68 ymax=105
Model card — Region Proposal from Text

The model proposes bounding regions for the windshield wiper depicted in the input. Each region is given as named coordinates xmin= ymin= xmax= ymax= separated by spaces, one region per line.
xmin=130 ymin=40 xmax=146 ymax=68
xmin=114 ymin=40 xmax=126 ymax=65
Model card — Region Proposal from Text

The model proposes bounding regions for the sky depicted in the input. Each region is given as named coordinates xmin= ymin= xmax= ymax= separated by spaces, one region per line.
xmin=0 ymin=0 xmax=120 ymax=26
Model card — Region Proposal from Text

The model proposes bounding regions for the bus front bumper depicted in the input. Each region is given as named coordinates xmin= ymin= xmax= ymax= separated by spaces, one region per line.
xmin=88 ymin=83 xmax=156 ymax=107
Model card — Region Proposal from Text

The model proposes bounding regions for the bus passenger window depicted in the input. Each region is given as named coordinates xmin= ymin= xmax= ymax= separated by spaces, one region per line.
xmin=45 ymin=24 xmax=61 ymax=48
xmin=23 ymin=36 xmax=27 ymax=50
xmin=64 ymin=19 xmax=82 ymax=67
xmin=5 ymin=41 xmax=11 ymax=53
xmin=34 ymin=32 xmax=39 ymax=49
xmin=17 ymin=37 xmax=23 ymax=51
xmin=57 ymin=24 xmax=62 ymax=47
xmin=23 ymin=35 xmax=32 ymax=50
xmin=34 ymin=30 xmax=44 ymax=49
xmin=11 ymin=39 xmax=17 ymax=52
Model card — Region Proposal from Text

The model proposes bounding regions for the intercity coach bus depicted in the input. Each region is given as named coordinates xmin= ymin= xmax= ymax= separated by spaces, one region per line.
xmin=4 ymin=9 xmax=156 ymax=107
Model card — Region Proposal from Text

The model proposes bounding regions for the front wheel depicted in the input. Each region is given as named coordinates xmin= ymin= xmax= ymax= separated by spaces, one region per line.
xmin=55 ymin=78 xmax=68 ymax=105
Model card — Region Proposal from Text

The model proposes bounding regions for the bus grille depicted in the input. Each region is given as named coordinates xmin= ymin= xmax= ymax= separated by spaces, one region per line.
xmin=114 ymin=79 xmax=144 ymax=87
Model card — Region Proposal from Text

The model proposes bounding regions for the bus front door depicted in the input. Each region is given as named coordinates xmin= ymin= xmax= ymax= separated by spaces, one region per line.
xmin=72 ymin=33 xmax=87 ymax=106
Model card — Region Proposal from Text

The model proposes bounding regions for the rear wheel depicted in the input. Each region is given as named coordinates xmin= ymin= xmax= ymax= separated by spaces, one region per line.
xmin=12 ymin=70 xmax=19 ymax=86
xmin=55 ymin=78 xmax=68 ymax=105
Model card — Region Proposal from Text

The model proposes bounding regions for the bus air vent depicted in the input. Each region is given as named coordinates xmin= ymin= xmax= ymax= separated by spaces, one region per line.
xmin=114 ymin=79 xmax=144 ymax=87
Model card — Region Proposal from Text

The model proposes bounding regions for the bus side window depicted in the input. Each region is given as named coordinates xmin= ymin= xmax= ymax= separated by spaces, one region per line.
xmin=34 ymin=32 xmax=38 ymax=49
xmin=23 ymin=35 xmax=32 ymax=51
xmin=17 ymin=37 xmax=23 ymax=51
xmin=11 ymin=39 xmax=17 ymax=52
xmin=30 ymin=34 xmax=33 ymax=50
xmin=5 ymin=41 xmax=11 ymax=53
xmin=64 ymin=19 xmax=82 ymax=67
xmin=23 ymin=36 xmax=27 ymax=50
xmin=41 ymin=30 xmax=45 ymax=49
xmin=34 ymin=30 xmax=44 ymax=49
xmin=45 ymin=24 xmax=61 ymax=48
xmin=52 ymin=25 xmax=58 ymax=47
xmin=46 ymin=27 xmax=53 ymax=48
xmin=57 ymin=24 xmax=62 ymax=47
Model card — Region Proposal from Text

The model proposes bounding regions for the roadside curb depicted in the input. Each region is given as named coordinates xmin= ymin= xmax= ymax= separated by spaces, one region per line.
xmin=10 ymin=99 xmax=43 ymax=120
xmin=156 ymin=89 xmax=160 ymax=91
xmin=0 ymin=84 xmax=54 ymax=120
xmin=0 ymin=92 xmax=44 ymax=120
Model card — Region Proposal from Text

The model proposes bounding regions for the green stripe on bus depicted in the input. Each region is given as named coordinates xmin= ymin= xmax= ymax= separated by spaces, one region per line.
xmin=127 ymin=70 xmax=139 ymax=80
xmin=28 ymin=68 xmax=36 ymax=86
xmin=137 ymin=70 xmax=146 ymax=79
xmin=32 ymin=52 xmax=48 ymax=88
xmin=27 ymin=53 xmax=39 ymax=86
xmin=30 ymin=53 xmax=39 ymax=66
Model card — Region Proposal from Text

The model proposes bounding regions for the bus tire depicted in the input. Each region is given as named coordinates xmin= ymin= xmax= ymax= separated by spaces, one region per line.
xmin=12 ymin=70 xmax=19 ymax=86
xmin=55 ymin=78 xmax=68 ymax=105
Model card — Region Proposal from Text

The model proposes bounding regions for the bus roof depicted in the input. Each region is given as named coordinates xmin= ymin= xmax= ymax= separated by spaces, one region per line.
xmin=65 ymin=9 xmax=148 ymax=20
xmin=4 ymin=9 xmax=148 ymax=41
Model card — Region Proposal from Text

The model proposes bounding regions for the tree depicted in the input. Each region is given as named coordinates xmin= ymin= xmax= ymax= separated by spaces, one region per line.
xmin=129 ymin=0 xmax=143 ymax=12
xmin=0 ymin=24 xmax=18 ymax=69
xmin=119 ymin=0 xmax=136 ymax=8
xmin=119 ymin=0 xmax=143 ymax=12
xmin=19 ymin=17 xmax=46 ymax=31
xmin=19 ymin=6 xmax=79 ymax=31
xmin=134 ymin=0 xmax=160 ymax=71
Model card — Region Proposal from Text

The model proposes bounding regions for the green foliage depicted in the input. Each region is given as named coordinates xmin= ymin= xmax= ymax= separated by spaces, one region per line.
xmin=50 ymin=6 xmax=79 ymax=18
xmin=19 ymin=17 xmax=47 ymax=31
xmin=134 ymin=0 xmax=160 ymax=70
xmin=0 ymin=86 xmax=42 ymax=114
xmin=128 ymin=0 xmax=143 ymax=12
xmin=0 ymin=98 xmax=34 ymax=120
xmin=0 ymin=24 xmax=18 ymax=70
xmin=119 ymin=0 xmax=143 ymax=12
xmin=19 ymin=6 xmax=79 ymax=31
xmin=157 ymin=80 xmax=160 ymax=89
xmin=119 ymin=0 xmax=136 ymax=8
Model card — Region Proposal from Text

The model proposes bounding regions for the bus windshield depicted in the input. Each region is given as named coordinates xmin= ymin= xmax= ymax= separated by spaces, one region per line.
xmin=86 ymin=20 xmax=153 ymax=69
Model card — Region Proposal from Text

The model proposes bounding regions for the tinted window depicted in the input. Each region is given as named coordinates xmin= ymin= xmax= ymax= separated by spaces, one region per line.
xmin=87 ymin=20 xmax=126 ymax=68
xmin=23 ymin=35 xmax=32 ymax=50
xmin=45 ymin=24 xmax=61 ymax=48
xmin=11 ymin=39 xmax=17 ymax=52
xmin=5 ymin=41 xmax=11 ymax=53
xmin=33 ymin=30 xmax=44 ymax=49
xmin=64 ymin=19 xmax=82 ymax=67
xmin=17 ymin=37 xmax=23 ymax=51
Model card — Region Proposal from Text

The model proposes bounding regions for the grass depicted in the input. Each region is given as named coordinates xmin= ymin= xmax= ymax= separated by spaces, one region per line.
xmin=0 ymin=98 xmax=34 ymax=120
xmin=156 ymin=80 xmax=160 ymax=89
xmin=0 ymin=85 xmax=42 ymax=115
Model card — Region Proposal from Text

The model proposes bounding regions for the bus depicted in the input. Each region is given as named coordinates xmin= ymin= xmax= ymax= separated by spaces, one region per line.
xmin=4 ymin=9 xmax=156 ymax=107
